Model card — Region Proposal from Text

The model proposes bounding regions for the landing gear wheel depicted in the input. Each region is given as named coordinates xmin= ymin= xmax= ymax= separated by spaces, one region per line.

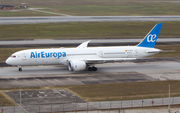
xmin=92 ymin=67 xmax=97 ymax=71
xmin=88 ymin=67 xmax=97 ymax=71
xmin=19 ymin=68 xmax=22 ymax=72
xmin=88 ymin=67 xmax=93 ymax=71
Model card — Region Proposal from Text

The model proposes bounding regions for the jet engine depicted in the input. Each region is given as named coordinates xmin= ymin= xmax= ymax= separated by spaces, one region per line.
xmin=68 ymin=60 xmax=87 ymax=71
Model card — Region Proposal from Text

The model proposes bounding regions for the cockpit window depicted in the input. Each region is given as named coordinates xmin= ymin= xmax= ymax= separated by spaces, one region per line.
xmin=10 ymin=55 xmax=16 ymax=58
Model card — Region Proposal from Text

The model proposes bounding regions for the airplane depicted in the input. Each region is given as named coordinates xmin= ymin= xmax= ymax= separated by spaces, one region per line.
xmin=6 ymin=23 xmax=163 ymax=72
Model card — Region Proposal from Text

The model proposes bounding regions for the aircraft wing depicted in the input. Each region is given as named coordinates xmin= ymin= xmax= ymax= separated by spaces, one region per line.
xmin=84 ymin=58 xmax=136 ymax=64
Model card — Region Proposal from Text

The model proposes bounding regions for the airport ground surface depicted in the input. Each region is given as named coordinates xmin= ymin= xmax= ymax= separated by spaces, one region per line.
xmin=0 ymin=58 xmax=180 ymax=88
xmin=1 ymin=38 xmax=180 ymax=48
xmin=2 ymin=58 xmax=180 ymax=112
xmin=1 ymin=1 xmax=180 ymax=112
xmin=3 ymin=89 xmax=180 ymax=113
xmin=0 ymin=16 xmax=180 ymax=25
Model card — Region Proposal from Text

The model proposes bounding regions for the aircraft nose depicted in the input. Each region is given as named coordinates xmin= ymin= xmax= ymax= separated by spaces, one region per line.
xmin=5 ymin=58 xmax=11 ymax=65
xmin=5 ymin=57 xmax=17 ymax=65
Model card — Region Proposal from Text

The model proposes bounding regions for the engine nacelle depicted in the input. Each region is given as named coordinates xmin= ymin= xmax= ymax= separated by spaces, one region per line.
xmin=68 ymin=60 xmax=87 ymax=71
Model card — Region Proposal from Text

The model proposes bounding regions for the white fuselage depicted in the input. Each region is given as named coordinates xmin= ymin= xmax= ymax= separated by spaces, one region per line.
xmin=6 ymin=46 xmax=160 ymax=66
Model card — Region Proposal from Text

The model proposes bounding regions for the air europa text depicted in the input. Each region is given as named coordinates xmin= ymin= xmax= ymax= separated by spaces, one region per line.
xmin=30 ymin=51 xmax=66 ymax=58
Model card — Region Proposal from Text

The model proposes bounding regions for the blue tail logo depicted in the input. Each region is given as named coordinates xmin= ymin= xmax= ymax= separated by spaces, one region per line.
xmin=147 ymin=34 xmax=156 ymax=42
xmin=137 ymin=23 xmax=163 ymax=48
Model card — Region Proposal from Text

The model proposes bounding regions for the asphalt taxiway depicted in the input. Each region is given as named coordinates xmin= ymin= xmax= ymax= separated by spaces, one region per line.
xmin=0 ymin=16 xmax=180 ymax=25
xmin=0 ymin=61 xmax=180 ymax=88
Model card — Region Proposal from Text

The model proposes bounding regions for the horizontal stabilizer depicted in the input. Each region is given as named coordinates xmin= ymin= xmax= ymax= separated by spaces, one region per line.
xmin=146 ymin=49 xmax=161 ymax=53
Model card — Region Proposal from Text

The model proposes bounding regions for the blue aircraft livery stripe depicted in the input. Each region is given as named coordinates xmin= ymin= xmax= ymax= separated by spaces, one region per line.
xmin=137 ymin=23 xmax=163 ymax=48
xmin=30 ymin=51 xmax=66 ymax=59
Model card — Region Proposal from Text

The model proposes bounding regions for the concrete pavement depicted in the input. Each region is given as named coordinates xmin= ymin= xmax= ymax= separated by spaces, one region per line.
xmin=0 ymin=16 xmax=180 ymax=25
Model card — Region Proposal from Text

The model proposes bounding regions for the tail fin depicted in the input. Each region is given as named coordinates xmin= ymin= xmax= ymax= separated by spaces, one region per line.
xmin=137 ymin=23 xmax=163 ymax=48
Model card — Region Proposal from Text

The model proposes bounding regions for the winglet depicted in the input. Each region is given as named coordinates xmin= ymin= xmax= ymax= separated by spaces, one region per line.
xmin=77 ymin=40 xmax=91 ymax=48
xmin=137 ymin=23 xmax=163 ymax=48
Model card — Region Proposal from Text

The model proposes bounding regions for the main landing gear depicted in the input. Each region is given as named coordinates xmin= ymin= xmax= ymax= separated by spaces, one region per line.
xmin=18 ymin=66 xmax=22 ymax=72
xmin=87 ymin=66 xmax=97 ymax=71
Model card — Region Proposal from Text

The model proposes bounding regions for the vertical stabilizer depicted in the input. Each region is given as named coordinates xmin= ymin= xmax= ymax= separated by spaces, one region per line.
xmin=137 ymin=23 xmax=163 ymax=48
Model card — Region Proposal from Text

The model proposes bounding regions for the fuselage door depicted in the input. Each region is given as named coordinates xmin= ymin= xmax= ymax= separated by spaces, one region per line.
xmin=134 ymin=50 xmax=138 ymax=57
xmin=127 ymin=50 xmax=133 ymax=58
xmin=22 ymin=53 xmax=27 ymax=60
xmin=99 ymin=51 xmax=104 ymax=57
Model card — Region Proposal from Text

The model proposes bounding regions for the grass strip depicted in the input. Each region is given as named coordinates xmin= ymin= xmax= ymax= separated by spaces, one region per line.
xmin=1 ymin=0 xmax=180 ymax=16
xmin=0 ymin=91 xmax=16 ymax=106
xmin=0 ymin=10 xmax=55 ymax=17
xmin=67 ymin=80 xmax=180 ymax=101
xmin=42 ymin=2 xmax=180 ymax=16
xmin=0 ymin=22 xmax=180 ymax=40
